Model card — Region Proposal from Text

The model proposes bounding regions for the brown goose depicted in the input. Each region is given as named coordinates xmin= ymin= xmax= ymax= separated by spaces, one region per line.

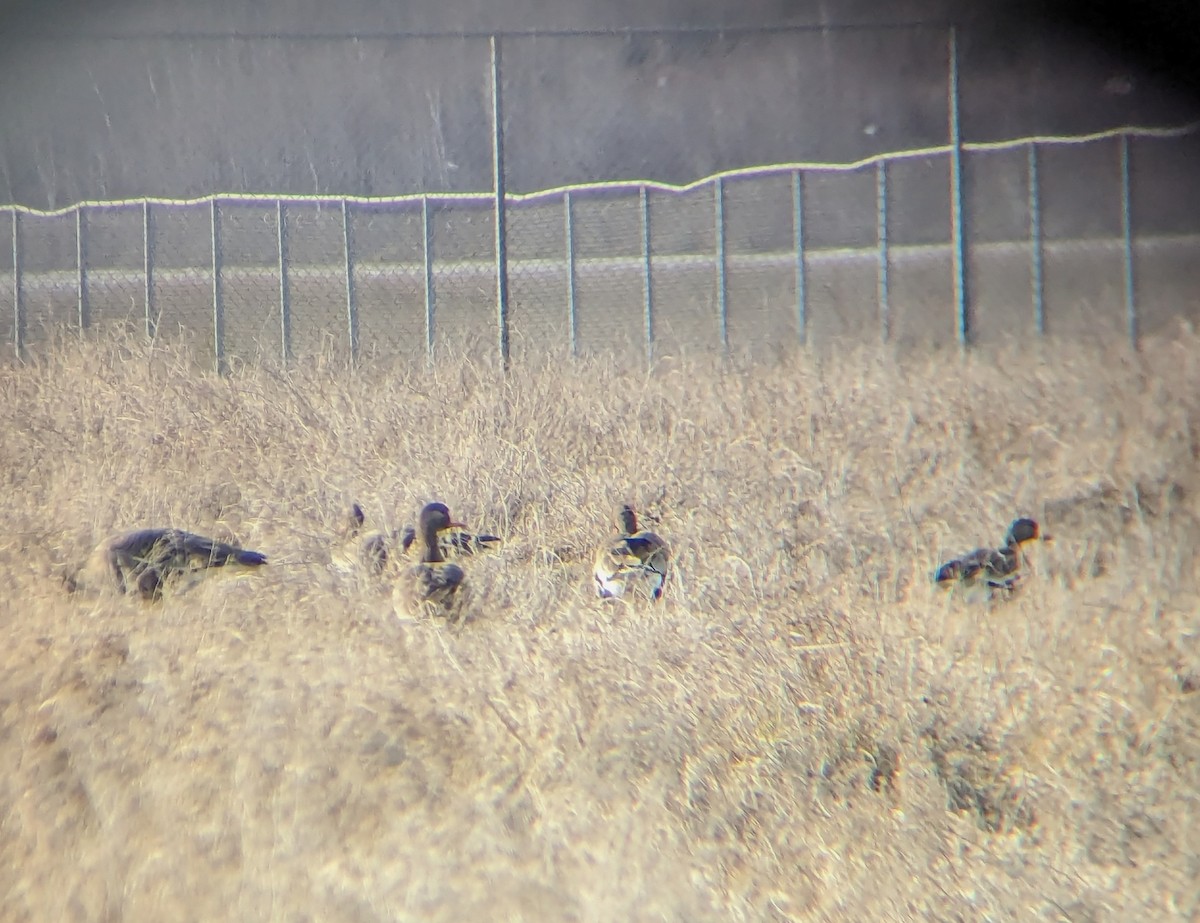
xmin=593 ymin=504 xmax=670 ymax=601
xmin=393 ymin=502 xmax=468 ymax=618
xmin=935 ymin=518 xmax=1048 ymax=594
xmin=70 ymin=527 xmax=267 ymax=600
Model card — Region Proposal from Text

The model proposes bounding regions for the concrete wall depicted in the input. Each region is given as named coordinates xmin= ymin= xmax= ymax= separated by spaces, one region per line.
xmin=2 ymin=1 xmax=1197 ymax=205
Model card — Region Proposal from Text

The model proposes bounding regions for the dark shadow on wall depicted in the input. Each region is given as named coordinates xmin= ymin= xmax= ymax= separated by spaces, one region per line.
xmin=974 ymin=0 xmax=1200 ymax=106
xmin=3 ymin=0 xmax=1197 ymax=100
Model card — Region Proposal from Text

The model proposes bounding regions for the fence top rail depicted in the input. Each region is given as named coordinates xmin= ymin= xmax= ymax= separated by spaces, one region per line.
xmin=6 ymin=120 xmax=1197 ymax=218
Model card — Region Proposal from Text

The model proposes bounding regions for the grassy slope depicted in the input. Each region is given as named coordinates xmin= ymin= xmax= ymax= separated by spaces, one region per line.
xmin=1 ymin=329 xmax=1198 ymax=921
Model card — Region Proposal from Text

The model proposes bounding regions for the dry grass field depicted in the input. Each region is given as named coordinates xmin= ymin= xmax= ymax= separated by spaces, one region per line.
xmin=1 ymin=325 xmax=1198 ymax=922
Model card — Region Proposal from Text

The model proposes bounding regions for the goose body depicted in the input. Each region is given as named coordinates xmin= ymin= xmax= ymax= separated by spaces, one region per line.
xmin=935 ymin=518 xmax=1046 ymax=594
xmin=935 ymin=546 xmax=1019 ymax=588
xmin=593 ymin=505 xmax=670 ymax=601
xmin=73 ymin=527 xmax=267 ymax=600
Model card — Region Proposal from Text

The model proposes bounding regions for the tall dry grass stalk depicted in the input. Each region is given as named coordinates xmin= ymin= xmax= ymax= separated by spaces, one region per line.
xmin=1 ymin=326 xmax=1198 ymax=921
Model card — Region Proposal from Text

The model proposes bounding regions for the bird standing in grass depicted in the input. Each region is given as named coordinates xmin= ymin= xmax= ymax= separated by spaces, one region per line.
xmin=935 ymin=517 xmax=1048 ymax=595
xmin=393 ymin=502 xmax=469 ymax=618
xmin=69 ymin=527 xmax=268 ymax=600
xmin=593 ymin=504 xmax=670 ymax=601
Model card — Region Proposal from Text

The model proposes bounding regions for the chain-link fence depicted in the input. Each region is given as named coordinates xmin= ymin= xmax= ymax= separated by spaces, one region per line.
xmin=2 ymin=27 xmax=1199 ymax=368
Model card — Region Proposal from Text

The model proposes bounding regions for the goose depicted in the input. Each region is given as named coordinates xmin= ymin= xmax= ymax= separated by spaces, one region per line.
xmin=332 ymin=502 xmax=396 ymax=576
xmin=393 ymin=502 xmax=469 ymax=618
xmin=935 ymin=518 xmax=1048 ymax=594
xmin=593 ymin=504 xmax=670 ymax=601
xmin=70 ymin=527 xmax=267 ymax=600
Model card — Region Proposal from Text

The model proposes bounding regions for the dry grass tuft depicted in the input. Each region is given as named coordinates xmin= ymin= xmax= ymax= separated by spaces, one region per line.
xmin=1 ymin=326 xmax=1199 ymax=921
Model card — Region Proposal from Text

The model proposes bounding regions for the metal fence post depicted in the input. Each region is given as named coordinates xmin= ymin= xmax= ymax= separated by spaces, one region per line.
xmin=143 ymin=200 xmax=156 ymax=338
xmin=948 ymin=26 xmax=969 ymax=346
xmin=877 ymin=161 xmax=890 ymax=343
xmin=422 ymin=195 xmax=435 ymax=360
xmin=564 ymin=190 xmax=578 ymax=357
xmin=76 ymin=206 xmax=89 ymax=331
xmin=211 ymin=199 xmax=226 ymax=375
xmin=1028 ymin=143 xmax=1045 ymax=336
xmin=792 ymin=170 xmax=807 ymax=345
xmin=640 ymin=185 xmax=654 ymax=361
xmin=490 ymin=35 xmax=510 ymax=366
xmin=1120 ymin=133 xmax=1138 ymax=348
xmin=714 ymin=177 xmax=729 ymax=351
xmin=342 ymin=199 xmax=358 ymax=360
xmin=277 ymin=200 xmax=292 ymax=363
xmin=11 ymin=209 xmax=22 ymax=360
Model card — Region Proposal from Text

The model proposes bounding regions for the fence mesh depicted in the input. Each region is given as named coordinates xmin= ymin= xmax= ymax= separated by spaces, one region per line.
xmin=507 ymin=198 xmax=569 ymax=363
xmin=2 ymin=26 xmax=1200 ymax=366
